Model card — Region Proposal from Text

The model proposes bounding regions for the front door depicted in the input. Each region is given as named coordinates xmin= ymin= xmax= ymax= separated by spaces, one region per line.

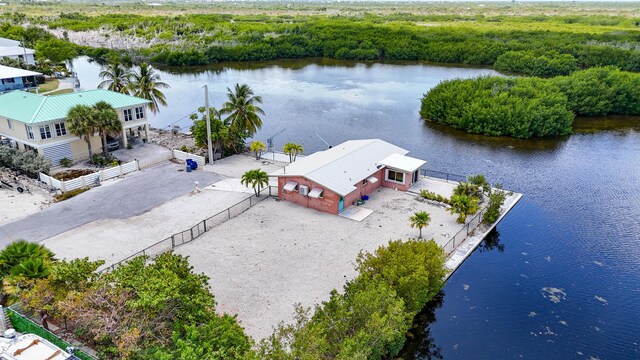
xmin=338 ymin=196 xmax=344 ymax=213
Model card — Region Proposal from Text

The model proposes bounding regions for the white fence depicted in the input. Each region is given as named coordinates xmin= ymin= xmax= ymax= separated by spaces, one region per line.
xmin=172 ymin=149 xmax=206 ymax=167
xmin=137 ymin=151 xmax=173 ymax=169
xmin=40 ymin=160 xmax=139 ymax=192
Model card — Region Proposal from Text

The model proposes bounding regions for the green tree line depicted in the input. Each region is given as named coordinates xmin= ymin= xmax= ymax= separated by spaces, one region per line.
xmin=420 ymin=66 xmax=640 ymax=138
xmin=3 ymin=13 xmax=640 ymax=73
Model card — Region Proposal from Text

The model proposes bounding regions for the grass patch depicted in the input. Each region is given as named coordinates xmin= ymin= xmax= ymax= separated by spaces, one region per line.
xmin=45 ymin=88 xmax=74 ymax=96
xmin=38 ymin=78 xmax=59 ymax=92
xmin=7 ymin=308 xmax=95 ymax=360
xmin=53 ymin=187 xmax=90 ymax=202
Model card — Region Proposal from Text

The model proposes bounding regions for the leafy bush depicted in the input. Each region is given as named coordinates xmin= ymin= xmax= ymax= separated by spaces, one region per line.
xmin=53 ymin=187 xmax=89 ymax=202
xmin=59 ymin=157 xmax=73 ymax=167
xmin=419 ymin=189 xmax=450 ymax=205
xmin=495 ymin=50 xmax=578 ymax=76
xmin=482 ymin=187 xmax=510 ymax=225
xmin=90 ymin=153 xmax=113 ymax=167
xmin=7 ymin=309 xmax=94 ymax=360
xmin=260 ymin=238 xmax=446 ymax=359
xmin=0 ymin=145 xmax=51 ymax=178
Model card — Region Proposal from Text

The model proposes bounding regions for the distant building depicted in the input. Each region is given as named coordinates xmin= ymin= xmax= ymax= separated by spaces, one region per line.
xmin=0 ymin=89 xmax=151 ymax=164
xmin=0 ymin=65 xmax=41 ymax=93
xmin=271 ymin=139 xmax=426 ymax=214
xmin=0 ymin=37 xmax=36 ymax=65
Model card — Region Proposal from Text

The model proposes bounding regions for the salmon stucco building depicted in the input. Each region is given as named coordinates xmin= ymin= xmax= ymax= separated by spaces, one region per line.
xmin=270 ymin=139 xmax=426 ymax=214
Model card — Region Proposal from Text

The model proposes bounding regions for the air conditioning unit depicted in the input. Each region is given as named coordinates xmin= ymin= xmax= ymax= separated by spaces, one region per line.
xmin=299 ymin=185 xmax=309 ymax=196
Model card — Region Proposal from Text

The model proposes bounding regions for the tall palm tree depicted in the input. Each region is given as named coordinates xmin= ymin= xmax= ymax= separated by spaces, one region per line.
xmin=241 ymin=169 xmax=270 ymax=197
xmin=409 ymin=211 xmax=431 ymax=238
xmin=98 ymin=62 xmax=131 ymax=94
xmin=129 ymin=63 xmax=169 ymax=114
xmin=220 ymin=83 xmax=265 ymax=136
xmin=93 ymin=101 xmax=123 ymax=157
xmin=67 ymin=104 xmax=98 ymax=159
xmin=283 ymin=142 xmax=304 ymax=162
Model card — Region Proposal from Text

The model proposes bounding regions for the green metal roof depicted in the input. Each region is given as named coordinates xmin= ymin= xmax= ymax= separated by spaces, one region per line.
xmin=0 ymin=89 xmax=151 ymax=124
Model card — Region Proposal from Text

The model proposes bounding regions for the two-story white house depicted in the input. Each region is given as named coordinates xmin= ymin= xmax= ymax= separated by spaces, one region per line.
xmin=0 ymin=37 xmax=36 ymax=65
xmin=0 ymin=89 xmax=151 ymax=165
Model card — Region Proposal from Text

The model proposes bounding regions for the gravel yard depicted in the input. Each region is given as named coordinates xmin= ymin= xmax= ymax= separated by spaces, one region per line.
xmin=174 ymin=186 xmax=465 ymax=340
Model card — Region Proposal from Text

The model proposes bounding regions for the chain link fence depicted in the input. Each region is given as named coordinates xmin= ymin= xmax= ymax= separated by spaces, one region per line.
xmin=103 ymin=185 xmax=278 ymax=272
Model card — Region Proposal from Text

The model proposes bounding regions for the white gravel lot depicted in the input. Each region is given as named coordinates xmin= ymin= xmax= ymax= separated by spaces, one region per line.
xmin=42 ymin=188 xmax=250 ymax=267
xmin=174 ymin=186 xmax=464 ymax=341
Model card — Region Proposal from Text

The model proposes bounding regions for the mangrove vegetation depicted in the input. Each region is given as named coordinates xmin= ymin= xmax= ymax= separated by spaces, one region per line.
xmin=420 ymin=66 xmax=640 ymax=138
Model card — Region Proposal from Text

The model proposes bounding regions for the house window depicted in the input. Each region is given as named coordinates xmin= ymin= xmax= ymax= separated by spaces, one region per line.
xmin=25 ymin=125 xmax=34 ymax=140
xmin=7 ymin=119 xmax=12 ymax=130
xmin=54 ymin=122 xmax=67 ymax=136
xmin=135 ymin=106 xmax=144 ymax=119
xmin=2 ymin=78 xmax=15 ymax=84
xmin=39 ymin=124 xmax=52 ymax=139
xmin=385 ymin=169 xmax=404 ymax=184
xmin=124 ymin=109 xmax=133 ymax=122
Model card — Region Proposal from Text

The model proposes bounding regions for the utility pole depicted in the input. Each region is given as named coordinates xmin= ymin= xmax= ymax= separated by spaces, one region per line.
xmin=203 ymin=85 xmax=214 ymax=164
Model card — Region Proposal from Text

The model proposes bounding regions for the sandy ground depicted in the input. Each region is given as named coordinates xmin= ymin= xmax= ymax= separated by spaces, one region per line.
xmin=42 ymin=188 xmax=250 ymax=266
xmin=174 ymin=186 xmax=465 ymax=340
xmin=0 ymin=189 xmax=50 ymax=227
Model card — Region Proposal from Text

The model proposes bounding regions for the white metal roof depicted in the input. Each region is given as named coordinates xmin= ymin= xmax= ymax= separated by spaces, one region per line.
xmin=0 ymin=46 xmax=35 ymax=57
xmin=0 ymin=334 xmax=73 ymax=360
xmin=271 ymin=139 xmax=412 ymax=196
xmin=0 ymin=65 xmax=41 ymax=79
xmin=0 ymin=38 xmax=21 ymax=47
xmin=379 ymin=153 xmax=427 ymax=173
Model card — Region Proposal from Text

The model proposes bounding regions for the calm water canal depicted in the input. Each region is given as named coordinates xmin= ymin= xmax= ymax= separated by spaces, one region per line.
xmin=74 ymin=57 xmax=640 ymax=359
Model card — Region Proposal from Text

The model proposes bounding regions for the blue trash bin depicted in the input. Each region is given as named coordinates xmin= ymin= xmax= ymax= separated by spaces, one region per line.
xmin=185 ymin=164 xmax=192 ymax=173
xmin=186 ymin=159 xmax=193 ymax=167
xmin=190 ymin=160 xmax=198 ymax=170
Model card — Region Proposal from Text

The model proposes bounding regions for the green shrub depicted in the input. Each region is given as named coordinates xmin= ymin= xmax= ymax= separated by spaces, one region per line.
xmin=482 ymin=187 xmax=510 ymax=225
xmin=495 ymin=50 xmax=578 ymax=76
xmin=0 ymin=145 xmax=51 ymax=177
xmin=53 ymin=187 xmax=89 ymax=202
xmin=59 ymin=157 xmax=73 ymax=167
xmin=90 ymin=154 xmax=113 ymax=167
xmin=419 ymin=189 xmax=451 ymax=205
xmin=7 ymin=309 xmax=95 ymax=360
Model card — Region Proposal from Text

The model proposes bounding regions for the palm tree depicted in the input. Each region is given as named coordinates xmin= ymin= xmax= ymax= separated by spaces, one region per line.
xmin=250 ymin=141 xmax=266 ymax=160
xmin=220 ymin=83 xmax=265 ymax=136
xmin=129 ymin=63 xmax=169 ymax=114
xmin=98 ymin=61 xmax=131 ymax=94
xmin=241 ymin=169 xmax=270 ymax=197
xmin=449 ymin=194 xmax=479 ymax=223
xmin=93 ymin=101 xmax=122 ymax=157
xmin=409 ymin=211 xmax=431 ymax=238
xmin=0 ymin=240 xmax=55 ymax=277
xmin=283 ymin=143 xmax=304 ymax=162
xmin=67 ymin=104 xmax=98 ymax=158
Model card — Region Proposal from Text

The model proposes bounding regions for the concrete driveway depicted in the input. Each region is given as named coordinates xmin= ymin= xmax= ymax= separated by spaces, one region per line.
xmin=0 ymin=162 xmax=223 ymax=247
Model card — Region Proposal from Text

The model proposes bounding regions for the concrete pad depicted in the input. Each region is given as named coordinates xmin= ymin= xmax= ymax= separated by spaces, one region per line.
xmin=408 ymin=176 xmax=458 ymax=197
xmin=207 ymin=178 xmax=253 ymax=194
xmin=204 ymin=154 xmax=286 ymax=178
xmin=112 ymin=143 xmax=172 ymax=165
xmin=338 ymin=206 xmax=374 ymax=222
xmin=260 ymin=151 xmax=304 ymax=163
